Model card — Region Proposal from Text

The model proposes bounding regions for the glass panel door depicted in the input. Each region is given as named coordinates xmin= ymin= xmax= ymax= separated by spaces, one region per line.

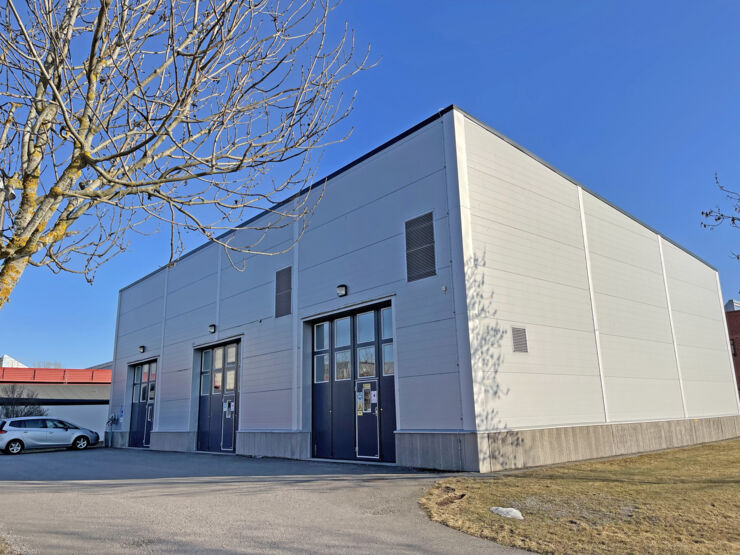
xmin=197 ymin=342 xmax=239 ymax=452
xmin=311 ymin=304 xmax=395 ymax=462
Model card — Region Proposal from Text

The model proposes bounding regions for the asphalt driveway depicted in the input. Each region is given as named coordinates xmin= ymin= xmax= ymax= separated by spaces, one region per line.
xmin=0 ymin=448 xmax=524 ymax=554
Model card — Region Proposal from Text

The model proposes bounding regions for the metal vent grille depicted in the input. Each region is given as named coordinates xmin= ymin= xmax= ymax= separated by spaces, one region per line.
xmin=405 ymin=212 xmax=436 ymax=282
xmin=275 ymin=267 xmax=292 ymax=318
xmin=512 ymin=327 xmax=528 ymax=353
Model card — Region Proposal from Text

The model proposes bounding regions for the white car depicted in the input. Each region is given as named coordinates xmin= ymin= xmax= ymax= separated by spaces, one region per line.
xmin=0 ymin=416 xmax=99 ymax=454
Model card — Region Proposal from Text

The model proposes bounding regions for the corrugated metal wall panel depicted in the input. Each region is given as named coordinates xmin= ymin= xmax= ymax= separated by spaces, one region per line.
xmin=604 ymin=376 xmax=684 ymax=421
xmin=241 ymin=389 xmax=293 ymax=430
xmin=166 ymin=248 xmax=218 ymax=292
xmin=662 ymin=240 xmax=737 ymax=416
xmin=581 ymin=191 xmax=683 ymax=422
xmin=682 ymin=380 xmax=739 ymax=417
xmin=462 ymin=117 xmax=604 ymax=431
xmin=398 ymin=372 xmax=462 ymax=430
xmin=491 ymin=373 xmax=606 ymax=429
xmin=485 ymin=319 xmax=599 ymax=377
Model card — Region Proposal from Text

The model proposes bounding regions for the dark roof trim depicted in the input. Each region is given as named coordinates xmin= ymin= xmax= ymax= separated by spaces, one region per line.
xmin=121 ymin=103 xmax=716 ymax=293
xmin=120 ymin=106 xmax=455 ymax=293
xmin=454 ymin=107 xmax=717 ymax=271
xmin=0 ymin=398 xmax=109 ymax=406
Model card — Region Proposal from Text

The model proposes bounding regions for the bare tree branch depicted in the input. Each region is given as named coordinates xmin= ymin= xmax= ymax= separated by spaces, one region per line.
xmin=702 ymin=173 xmax=740 ymax=260
xmin=0 ymin=0 xmax=370 ymax=308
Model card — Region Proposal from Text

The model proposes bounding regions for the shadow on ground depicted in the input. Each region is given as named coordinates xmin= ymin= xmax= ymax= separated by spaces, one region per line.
xmin=0 ymin=446 xmax=438 ymax=483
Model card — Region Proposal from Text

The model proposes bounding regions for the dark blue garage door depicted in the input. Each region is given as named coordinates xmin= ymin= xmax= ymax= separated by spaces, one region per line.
xmin=197 ymin=342 xmax=239 ymax=452
xmin=312 ymin=305 xmax=396 ymax=462
xmin=129 ymin=360 xmax=156 ymax=448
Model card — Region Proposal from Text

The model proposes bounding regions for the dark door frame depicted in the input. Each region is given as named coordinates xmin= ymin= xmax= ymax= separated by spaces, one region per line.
xmin=128 ymin=358 xmax=158 ymax=448
xmin=196 ymin=340 xmax=240 ymax=453
xmin=308 ymin=300 xmax=397 ymax=462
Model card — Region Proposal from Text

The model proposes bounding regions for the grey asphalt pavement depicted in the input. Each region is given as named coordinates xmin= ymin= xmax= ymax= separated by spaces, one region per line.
xmin=0 ymin=448 xmax=526 ymax=554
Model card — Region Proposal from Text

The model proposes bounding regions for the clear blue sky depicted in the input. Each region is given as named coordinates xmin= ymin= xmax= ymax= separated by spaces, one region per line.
xmin=2 ymin=1 xmax=739 ymax=368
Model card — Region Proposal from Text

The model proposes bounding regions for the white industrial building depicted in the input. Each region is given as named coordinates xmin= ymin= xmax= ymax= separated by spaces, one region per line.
xmin=108 ymin=106 xmax=740 ymax=471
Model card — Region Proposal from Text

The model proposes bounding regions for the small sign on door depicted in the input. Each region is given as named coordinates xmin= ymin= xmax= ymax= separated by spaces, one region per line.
xmin=356 ymin=392 xmax=363 ymax=416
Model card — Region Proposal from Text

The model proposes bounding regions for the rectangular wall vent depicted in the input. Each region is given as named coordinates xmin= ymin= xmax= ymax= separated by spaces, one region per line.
xmin=275 ymin=267 xmax=292 ymax=318
xmin=405 ymin=212 xmax=436 ymax=282
xmin=512 ymin=327 xmax=528 ymax=353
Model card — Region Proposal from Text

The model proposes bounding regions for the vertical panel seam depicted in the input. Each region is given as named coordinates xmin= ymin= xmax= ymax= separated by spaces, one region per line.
xmin=155 ymin=267 xmax=169 ymax=434
xmin=715 ymin=272 xmax=740 ymax=413
xmin=111 ymin=289 xmax=123 ymax=432
xmin=215 ymin=248 xmax=222 ymax=336
xmin=213 ymin=250 xmax=222 ymax=443
xmin=577 ymin=187 xmax=609 ymax=422
xmin=292 ymin=204 xmax=301 ymax=431
xmin=658 ymin=237 xmax=688 ymax=417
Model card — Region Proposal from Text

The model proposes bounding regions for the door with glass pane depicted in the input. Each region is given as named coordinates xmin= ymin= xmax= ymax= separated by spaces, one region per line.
xmin=311 ymin=304 xmax=396 ymax=462
xmin=129 ymin=360 xmax=157 ymax=448
xmin=197 ymin=342 xmax=239 ymax=452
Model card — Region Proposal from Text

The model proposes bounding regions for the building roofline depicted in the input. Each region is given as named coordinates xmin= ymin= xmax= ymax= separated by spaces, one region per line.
xmin=120 ymin=103 xmax=716 ymax=294
xmin=453 ymin=106 xmax=717 ymax=271
xmin=120 ymin=105 xmax=456 ymax=293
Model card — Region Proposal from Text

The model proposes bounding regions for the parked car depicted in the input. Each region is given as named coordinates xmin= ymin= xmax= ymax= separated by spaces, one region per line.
xmin=0 ymin=417 xmax=99 ymax=455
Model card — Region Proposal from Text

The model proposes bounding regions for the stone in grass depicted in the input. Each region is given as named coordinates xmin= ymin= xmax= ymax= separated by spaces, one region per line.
xmin=490 ymin=507 xmax=524 ymax=520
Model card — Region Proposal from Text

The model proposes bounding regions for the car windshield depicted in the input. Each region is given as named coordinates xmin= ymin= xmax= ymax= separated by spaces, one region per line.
xmin=0 ymin=420 xmax=5 ymax=430
xmin=62 ymin=421 xmax=79 ymax=429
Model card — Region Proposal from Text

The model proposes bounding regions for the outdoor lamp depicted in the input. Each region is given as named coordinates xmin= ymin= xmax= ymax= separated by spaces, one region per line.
xmin=208 ymin=324 xmax=217 ymax=334
xmin=336 ymin=284 xmax=348 ymax=297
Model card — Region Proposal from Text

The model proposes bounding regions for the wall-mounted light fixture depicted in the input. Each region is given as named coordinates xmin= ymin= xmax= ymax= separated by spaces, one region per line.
xmin=138 ymin=345 xmax=146 ymax=353
xmin=336 ymin=284 xmax=348 ymax=297
xmin=208 ymin=324 xmax=217 ymax=334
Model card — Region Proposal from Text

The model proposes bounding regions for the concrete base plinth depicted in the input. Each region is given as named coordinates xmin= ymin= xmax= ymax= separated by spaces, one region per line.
xmin=397 ymin=414 xmax=740 ymax=472
xmin=236 ymin=431 xmax=310 ymax=459
xmin=149 ymin=431 xmax=196 ymax=452
xmin=395 ymin=432 xmax=480 ymax=471
xmin=108 ymin=415 xmax=740 ymax=472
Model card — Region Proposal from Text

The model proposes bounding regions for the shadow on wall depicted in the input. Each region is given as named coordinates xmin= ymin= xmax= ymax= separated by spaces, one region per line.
xmin=466 ymin=251 xmax=522 ymax=471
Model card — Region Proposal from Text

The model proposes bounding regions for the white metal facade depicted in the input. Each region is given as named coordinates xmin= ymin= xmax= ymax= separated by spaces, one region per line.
xmin=108 ymin=107 xmax=740 ymax=467
xmin=455 ymin=111 xmax=739 ymax=435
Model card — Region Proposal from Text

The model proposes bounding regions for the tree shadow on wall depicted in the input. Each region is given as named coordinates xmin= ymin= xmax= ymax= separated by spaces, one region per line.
xmin=466 ymin=251 xmax=523 ymax=471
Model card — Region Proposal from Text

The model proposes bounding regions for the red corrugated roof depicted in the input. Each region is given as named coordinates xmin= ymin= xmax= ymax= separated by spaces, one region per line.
xmin=0 ymin=368 xmax=112 ymax=384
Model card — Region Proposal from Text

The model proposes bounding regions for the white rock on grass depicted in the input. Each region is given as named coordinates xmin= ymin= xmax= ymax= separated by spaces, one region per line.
xmin=490 ymin=507 xmax=524 ymax=520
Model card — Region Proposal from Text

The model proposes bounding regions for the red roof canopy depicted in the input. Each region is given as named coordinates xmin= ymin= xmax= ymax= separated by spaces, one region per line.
xmin=0 ymin=367 xmax=112 ymax=384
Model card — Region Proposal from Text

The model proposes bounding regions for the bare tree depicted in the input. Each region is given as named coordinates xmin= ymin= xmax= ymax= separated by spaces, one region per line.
xmin=702 ymin=174 xmax=740 ymax=260
xmin=0 ymin=384 xmax=48 ymax=417
xmin=0 ymin=0 xmax=369 ymax=308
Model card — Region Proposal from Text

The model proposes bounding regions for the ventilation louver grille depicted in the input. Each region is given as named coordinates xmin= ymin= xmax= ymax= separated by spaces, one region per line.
xmin=405 ymin=212 xmax=436 ymax=282
xmin=512 ymin=327 xmax=528 ymax=353
xmin=275 ymin=267 xmax=292 ymax=318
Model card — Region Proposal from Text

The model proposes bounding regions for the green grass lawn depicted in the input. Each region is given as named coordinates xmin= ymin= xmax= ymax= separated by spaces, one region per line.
xmin=420 ymin=439 xmax=740 ymax=554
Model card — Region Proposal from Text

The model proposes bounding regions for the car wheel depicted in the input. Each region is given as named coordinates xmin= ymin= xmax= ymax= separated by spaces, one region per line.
xmin=5 ymin=439 xmax=23 ymax=455
xmin=73 ymin=436 xmax=89 ymax=450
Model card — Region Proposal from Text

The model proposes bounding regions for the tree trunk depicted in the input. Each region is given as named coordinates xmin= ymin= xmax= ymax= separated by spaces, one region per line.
xmin=0 ymin=257 xmax=29 ymax=310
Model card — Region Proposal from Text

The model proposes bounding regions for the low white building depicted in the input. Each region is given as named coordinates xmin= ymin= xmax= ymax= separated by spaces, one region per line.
xmin=0 ymin=354 xmax=27 ymax=368
xmin=0 ymin=366 xmax=111 ymax=435
xmin=108 ymin=106 xmax=740 ymax=471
